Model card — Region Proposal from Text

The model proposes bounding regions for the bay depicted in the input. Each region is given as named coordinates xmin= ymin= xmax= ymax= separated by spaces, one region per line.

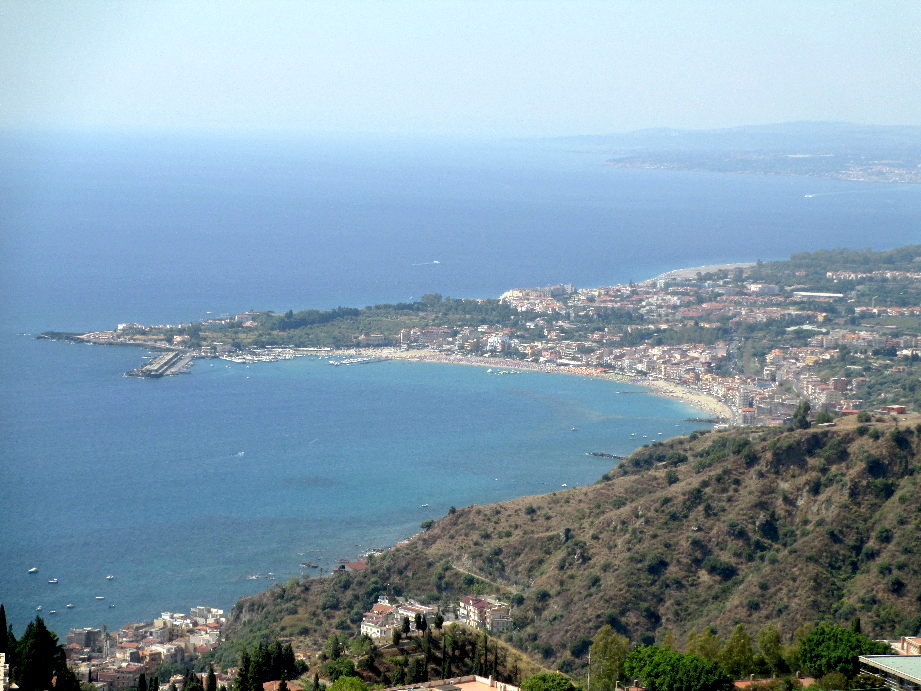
xmin=1 ymin=132 xmax=920 ymax=637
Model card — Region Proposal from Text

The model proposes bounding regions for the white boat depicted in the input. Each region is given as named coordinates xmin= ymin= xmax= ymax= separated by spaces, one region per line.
xmin=36 ymin=606 xmax=42 ymax=611
xmin=66 ymin=604 xmax=74 ymax=608
xmin=96 ymin=596 xmax=105 ymax=600
xmin=48 ymin=579 xmax=58 ymax=584
xmin=28 ymin=567 xmax=38 ymax=573
xmin=49 ymin=610 xmax=57 ymax=614
xmin=106 ymin=575 xmax=114 ymax=580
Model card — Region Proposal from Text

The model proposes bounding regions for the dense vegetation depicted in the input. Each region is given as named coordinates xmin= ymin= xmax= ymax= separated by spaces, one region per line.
xmin=0 ymin=606 xmax=82 ymax=691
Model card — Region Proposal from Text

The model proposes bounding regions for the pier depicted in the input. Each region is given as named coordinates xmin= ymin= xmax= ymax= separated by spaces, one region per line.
xmin=125 ymin=352 xmax=193 ymax=378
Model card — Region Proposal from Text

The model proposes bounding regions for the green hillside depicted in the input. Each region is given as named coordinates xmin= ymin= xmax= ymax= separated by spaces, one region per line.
xmin=214 ymin=414 xmax=921 ymax=680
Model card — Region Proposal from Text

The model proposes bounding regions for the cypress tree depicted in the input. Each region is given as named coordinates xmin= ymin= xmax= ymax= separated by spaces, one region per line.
xmin=441 ymin=634 xmax=451 ymax=679
xmin=207 ymin=667 xmax=217 ymax=691
xmin=0 ymin=603 xmax=7 ymax=656
xmin=236 ymin=653 xmax=251 ymax=691
xmin=472 ymin=639 xmax=479 ymax=676
xmin=139 ymin=671 xmax=148 ymax=691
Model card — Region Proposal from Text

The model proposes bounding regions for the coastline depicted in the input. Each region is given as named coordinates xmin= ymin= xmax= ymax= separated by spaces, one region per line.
xmin=335 ymin=347 xmax=731 ymax=421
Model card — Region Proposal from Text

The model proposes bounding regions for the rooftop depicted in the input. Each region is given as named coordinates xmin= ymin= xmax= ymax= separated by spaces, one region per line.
xmin=860 ymin=655 xmax=921 ymax=685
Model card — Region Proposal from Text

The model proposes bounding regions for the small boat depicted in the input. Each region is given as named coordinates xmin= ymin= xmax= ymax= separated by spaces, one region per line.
xmin=49 ymin=610 xmax=57 ymax=614
xmin=66 ymin=604 xmax=74 ymax=608
xmin=562 ymin=484 xmax=568 ymax=487
xmin=96 ymin=596 xmax=105 ymax=600
xmin=109 ymin=604 xmax=115 ymax=608
xmin=106 ymin=575 xmax=114 ymax=580
xmin=571 ymin=427 xmax=577 ymax=431
xmin=36 ymin=606 xmax=42 ymax=611
xmin=28 ymin=567 xmax=38 ymax=573
xmin=48 ymin=579 xmax=58 ymax=584
xmin=420 ymin=503 xmax=428 ymax=508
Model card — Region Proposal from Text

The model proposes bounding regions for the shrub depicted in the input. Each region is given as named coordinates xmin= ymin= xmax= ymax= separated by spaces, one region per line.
xmin=702 ymin=555 xmax=737 ymax=580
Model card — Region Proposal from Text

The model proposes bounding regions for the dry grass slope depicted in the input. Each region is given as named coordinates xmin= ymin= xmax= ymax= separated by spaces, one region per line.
xmin=219 ymin=414 xmax=921 ymax=676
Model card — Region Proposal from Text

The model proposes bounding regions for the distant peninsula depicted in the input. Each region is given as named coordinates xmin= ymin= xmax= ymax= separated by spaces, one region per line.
xmin=558 ymin=122 xmax=921 ymax=183
xmin=41 ymin=245 xmax=921 ymax=426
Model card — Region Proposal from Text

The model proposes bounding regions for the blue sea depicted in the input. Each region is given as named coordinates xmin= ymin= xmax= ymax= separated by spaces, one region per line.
xmin=2 ymin=131 xmax=920 ymax=638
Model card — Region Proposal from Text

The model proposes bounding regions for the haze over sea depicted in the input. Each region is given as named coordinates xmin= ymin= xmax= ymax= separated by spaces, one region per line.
xmin=2 ymin=132 xmax=920 ymax=638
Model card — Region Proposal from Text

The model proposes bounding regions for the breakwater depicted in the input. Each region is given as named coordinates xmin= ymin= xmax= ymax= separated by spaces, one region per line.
xmin=125 ymin=351 xmax=193 ymax=378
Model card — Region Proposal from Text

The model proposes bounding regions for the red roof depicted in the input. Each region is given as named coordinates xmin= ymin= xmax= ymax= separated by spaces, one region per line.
xmin=344 ymin=561 xmax=367 ymax=572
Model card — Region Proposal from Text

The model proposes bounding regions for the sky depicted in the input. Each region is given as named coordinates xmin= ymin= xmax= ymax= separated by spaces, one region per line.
xmin=1 ymin=0 xmax=919 ymax=137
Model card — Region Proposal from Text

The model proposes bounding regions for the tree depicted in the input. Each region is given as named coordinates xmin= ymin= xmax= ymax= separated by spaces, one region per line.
xmin=719 ymin=625 xmax=755 ymax=678
xmin=392 ymin=629 xmax=402 ymax=646
xmin=139 ymin=672 xmax=148 ymax=691
xmin=402 ymin=616 xmax=411 ymax=635
xmin=441 ymin=633 xmax=451 ymax=679
xmin=520 ymin=672 xmax=576 ymax=691
xmin=792 ymin=400 xmax=811 ymax=429
xmin=625 ymin=646 xmax=733 ymax=691
xmin=0 ymin=603 xmax=8 ymax=657
xmin=324 ymin=635 xmax=342 ymax=661
xmin=236 ymin=652 xmax=252 ymax=691
xmin=661 ymin=631 xmax=677 ymax=651
xmin=686 ymin=628 xmax=721 ymax=663
xmin=756 ymin=626 xmax=785 ymax=675
xmin=14 ymin=616 xmax=77 ymax=691
xmin=797 ymin=623 xmax=889 ymax=678
xmin=434 ymin=612 xmax=444 ymax=630
xmin=589 ymin=625 xmax=631 ymax=691
xmin=328 ymin=678 xmax=368 ymax=691
xmin=207 ymin=667 xmax=217 ymax=691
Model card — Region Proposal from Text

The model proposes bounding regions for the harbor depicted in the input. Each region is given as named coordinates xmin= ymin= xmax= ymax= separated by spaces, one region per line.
xmin=124 ymin=351 xmax=193 ymax=378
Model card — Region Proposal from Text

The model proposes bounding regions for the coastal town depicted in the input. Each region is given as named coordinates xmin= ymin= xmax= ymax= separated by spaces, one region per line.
xmin=40 ymin=592 xmax=517 ymax=690
xmin=49 ymin=249 xmax=921 ymax=429
xmin=54 ymin=606 xmax=228 ymax=689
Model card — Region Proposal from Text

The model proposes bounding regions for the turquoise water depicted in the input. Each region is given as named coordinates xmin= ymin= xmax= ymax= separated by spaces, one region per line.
xmin=2 ymin=132 xmax=920 ymax=637
xmin=0 ymin=335 xmax=703 ymax=636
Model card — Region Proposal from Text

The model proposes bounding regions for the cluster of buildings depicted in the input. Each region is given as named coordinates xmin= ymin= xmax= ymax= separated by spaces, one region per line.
xmin=63 ymin=607 xmax=226 ymax=690
xmin=358 ymin=596 xmax=512 ymax=640
xmin=359 ymin=597 xmax=438 ymax=639
xmin=457 ymin=597 xmax=512 ymax=633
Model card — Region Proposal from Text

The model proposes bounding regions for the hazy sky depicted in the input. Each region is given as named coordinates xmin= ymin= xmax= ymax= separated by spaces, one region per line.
xmin=1 ymin=0 xmax=919 ymax=136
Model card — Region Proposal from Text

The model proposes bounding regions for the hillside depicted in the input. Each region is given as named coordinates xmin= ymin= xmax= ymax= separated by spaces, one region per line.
xmin=215 ymin=414 xmax=921 ymax=677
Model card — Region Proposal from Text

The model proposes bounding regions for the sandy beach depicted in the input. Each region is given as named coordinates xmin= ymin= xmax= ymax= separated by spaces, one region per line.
xmin=336 ymin=347 xmax=731 ymax=420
